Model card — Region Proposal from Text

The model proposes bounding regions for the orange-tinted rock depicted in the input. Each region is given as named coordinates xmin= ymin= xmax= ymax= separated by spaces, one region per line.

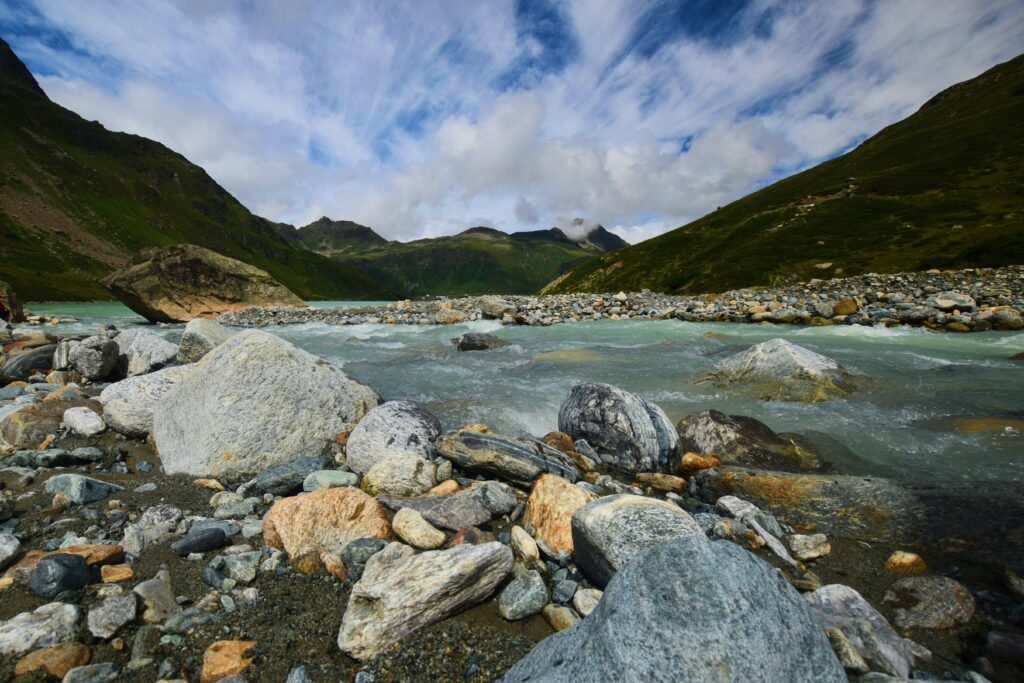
xmin=43 ymin=386 xmax=86 ymax=402
xmin=634 ymin=472 xmax=687 ymax=493
xmin=541 ymin=431 xmax=575 ymax=454
xmin=461 ymin=423 xmax=491 ymax=434
xmin=191 ymin=479 xmax=225 ymax=492
xmin=200 ymin=640 xmax=256 ymax=683
xmin=832 ymin=298 xmax=860 ymax=316
xmin=429 ymin=479 xmax=459 ymax=495
xmin=679 ymin=452 xmax=723 ymax=477
xmin=523 ymin=474 xmax=597 ymax=554
xmin=884 ymin=550 xmax=928 ymax=575
xmin=14 ymin=642 xmax=91 ymax=679
xmin=100 ymin=564 xmax=134 ymax=583
xmin=263 ymin=487 xmax=391 ymax=577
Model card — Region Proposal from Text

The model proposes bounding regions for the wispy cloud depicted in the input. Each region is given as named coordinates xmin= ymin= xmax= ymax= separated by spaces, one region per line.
xmin=2 ymin=0 xmax=1022 ymax=242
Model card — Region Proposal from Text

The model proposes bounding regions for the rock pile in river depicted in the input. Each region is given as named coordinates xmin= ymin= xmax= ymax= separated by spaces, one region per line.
xmin=218 ymin=264 xmax=1024 ymax=334
xmin=1 ymin=302 xmax=1023 ymax=681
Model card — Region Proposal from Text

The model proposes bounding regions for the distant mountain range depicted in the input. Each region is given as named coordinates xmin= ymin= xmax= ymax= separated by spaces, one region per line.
xmin=545 ymin=53 xmax=1024 ymax=295
xmin=275 ymin=217 xmax=627 ymax=297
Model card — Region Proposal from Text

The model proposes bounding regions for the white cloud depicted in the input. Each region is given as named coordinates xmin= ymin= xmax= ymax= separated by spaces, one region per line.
xmin=6 ymin=0 xmax=1024 ymax=243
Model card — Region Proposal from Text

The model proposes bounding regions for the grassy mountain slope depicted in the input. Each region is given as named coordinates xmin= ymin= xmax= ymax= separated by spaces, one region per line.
xmin=278 ymin=219 xmax=625 ymax=297
xmin=0 ymin=37 xmax=394 ymax=301
xmin=545 ymin=54 xmax=1024 ymax=295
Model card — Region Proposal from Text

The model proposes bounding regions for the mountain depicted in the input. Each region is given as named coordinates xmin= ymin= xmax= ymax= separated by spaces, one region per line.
xmin=0 ymin=37 xmax=395 ymax=302
xmin=275 ymin=217 xmax=389 ymax=257
xmin=279 ymin=220 xmax=625 ymax=297
xmin=544 ymin=54 xmax=1024 ymax=295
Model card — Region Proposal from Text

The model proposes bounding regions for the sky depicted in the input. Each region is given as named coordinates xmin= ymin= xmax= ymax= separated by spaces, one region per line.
xmin=2 ymin=1 xmax=1023 ymax=244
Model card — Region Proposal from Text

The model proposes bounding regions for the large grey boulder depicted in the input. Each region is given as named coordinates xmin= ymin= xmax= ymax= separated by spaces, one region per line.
xmin=53 ymin=339 xmax=79 ymax=371
xmin=338 ymin=541 xmax=512 ymax=660
xmin=697 ymin=338 xmax=854 ymax=402
xmin=806 ymin=584 xmax=918 ymax=678
xmin=435 ymin=429 xmax=580 ymax=486
xmin=377 ymin=480 xmax=517 ymax=531
xmin=69 ymin=336 xmax=119 ymax=381
xmin=345 ymin=401 xmax=441 ymax=476
xmin=114 ymin=329 xmax=177 ymax=377
xmin=152 ymin=330 xmax=378 ymax=478
xmin=176 ymin=318 xmax=235 ymax=363
xmin=99 ymin=364 xmax=194 ymax=437
xmin=571 ymin=494 xmax=705 ymax=587
xmin=557 ymin=383 xmax=677 ymax=473
xmin=676 ymin=409 xmax=822 ymax=471
xmin=501 ymin=537 xmax=845 ymax=682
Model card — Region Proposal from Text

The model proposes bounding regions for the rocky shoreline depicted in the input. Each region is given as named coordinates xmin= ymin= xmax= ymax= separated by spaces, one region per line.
xmin=216 ymin=265 xmax=1024 ymax=333
xmin=1 ymin=309 xmax=1023 ymax=681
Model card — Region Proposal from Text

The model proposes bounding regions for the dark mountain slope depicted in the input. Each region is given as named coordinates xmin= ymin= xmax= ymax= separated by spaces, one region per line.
xmin=0 ymin=37 xmax=394 ymax=301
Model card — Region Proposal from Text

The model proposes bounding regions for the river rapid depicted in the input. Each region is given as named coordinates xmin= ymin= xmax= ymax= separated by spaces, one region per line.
xmin=27 ymin=301 xmax=1024 ymax=484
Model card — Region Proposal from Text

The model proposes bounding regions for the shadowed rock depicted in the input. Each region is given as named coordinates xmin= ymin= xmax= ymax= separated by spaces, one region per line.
xmin=694 ymin=466 xmax=1024 ymax=563
xmin=676 ymin=409 xmax=823 ymax=471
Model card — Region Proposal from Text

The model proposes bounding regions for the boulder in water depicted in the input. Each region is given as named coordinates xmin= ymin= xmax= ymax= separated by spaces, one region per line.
xmin=693 ymin=466 xmax=1024 ymax=564
xmin=557 ymin=382 xmax=677 ymax=473
xmin=698 ymin=338 xmax=854 ymax=402
xmin=152 ymin=330 xmax=377 ymax=477
xmin=100 ymin=244 xmax=306 ymax=323
xmin=675 ymin=409 xmax=822 ymax=471
xmin=500 ymin=536 xmax=845 ymax=683
xmin=451 ymin=332 xmax=511 ymax=351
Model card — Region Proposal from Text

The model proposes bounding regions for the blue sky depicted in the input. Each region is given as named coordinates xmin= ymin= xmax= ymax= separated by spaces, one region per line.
xmin=2 ymin=0 xmax=1022 ymax=242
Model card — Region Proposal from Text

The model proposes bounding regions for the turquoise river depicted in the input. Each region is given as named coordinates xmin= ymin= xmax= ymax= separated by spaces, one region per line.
xmin=25 ymin=301 xmax=1024 ymax=483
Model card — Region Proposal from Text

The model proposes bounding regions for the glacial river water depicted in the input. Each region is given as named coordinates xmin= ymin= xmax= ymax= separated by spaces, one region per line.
xmin=26 ymin=301 xmax=1024 ymax=483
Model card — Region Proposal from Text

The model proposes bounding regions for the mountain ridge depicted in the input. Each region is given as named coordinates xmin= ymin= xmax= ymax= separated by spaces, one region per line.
xmin=0 ymin=36 xmax=396 ymax=302
xmin=544 ymin=54 xmax=1024 ymax=295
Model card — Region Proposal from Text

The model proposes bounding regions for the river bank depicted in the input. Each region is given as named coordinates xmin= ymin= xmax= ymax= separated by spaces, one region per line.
xmin=214 ymin=265 xmax=1024 ymax=333
xmin=1 ymin=316 xmax=1023 ymax=681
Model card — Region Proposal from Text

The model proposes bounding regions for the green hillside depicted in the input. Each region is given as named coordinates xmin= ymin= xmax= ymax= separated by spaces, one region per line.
xmin=545 ymin=54 xmax=1024 ymax=295
xmin=280 ymin=220 xmax=626 ymax=297
xmin=0 ymin=37 xmax=395 ymax=302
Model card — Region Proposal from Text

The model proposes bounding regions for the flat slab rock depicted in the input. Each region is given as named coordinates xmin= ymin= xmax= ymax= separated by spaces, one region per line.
xmin=338 ymin=541 xmax=513 ymax=660
xmin=435 ymin=429 xmax=580 ymax=486
xmin=500 ymin=536 xmax=844 ymax=683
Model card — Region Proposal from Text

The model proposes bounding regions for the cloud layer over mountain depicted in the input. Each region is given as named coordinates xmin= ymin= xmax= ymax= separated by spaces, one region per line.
xmin=3 ymin=0 xmax=1022 ymax=242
